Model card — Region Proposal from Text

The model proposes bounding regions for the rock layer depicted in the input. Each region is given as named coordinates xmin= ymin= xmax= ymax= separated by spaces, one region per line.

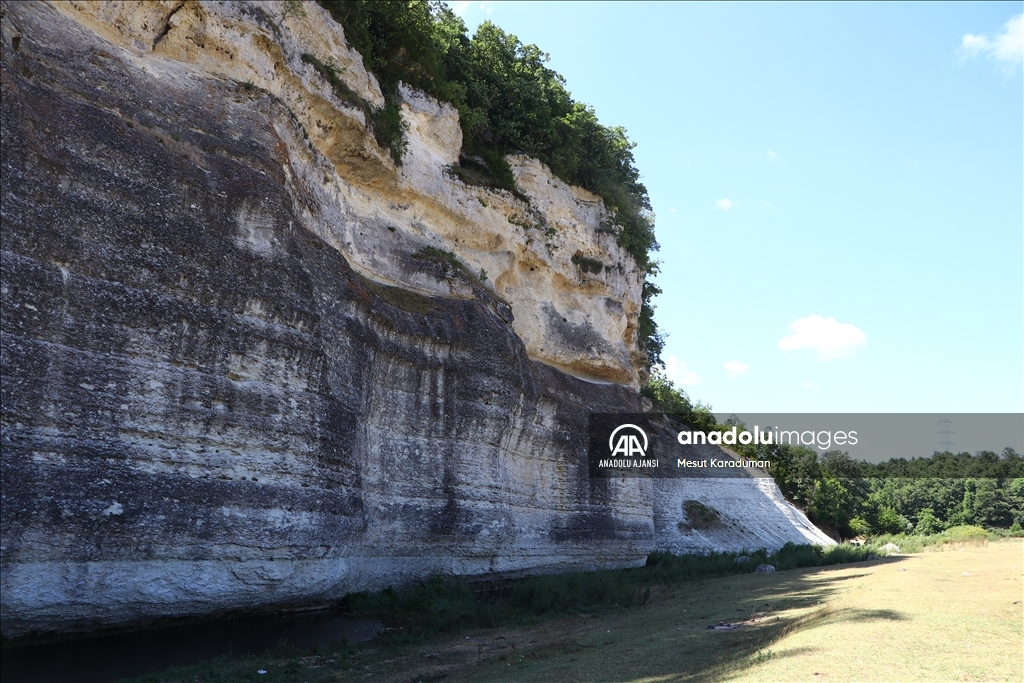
xmin=47 ymin=0 xmax=647 ymax=387
xmin=0 ymin=1 xmax=830 ymax=637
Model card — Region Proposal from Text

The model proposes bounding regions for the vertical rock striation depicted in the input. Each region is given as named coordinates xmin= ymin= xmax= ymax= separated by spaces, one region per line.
xmin=0 ymin=1 xmax=831 ymax=637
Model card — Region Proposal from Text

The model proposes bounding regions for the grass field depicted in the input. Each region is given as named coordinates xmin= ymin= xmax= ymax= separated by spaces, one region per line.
xmin=130 ymin=540 xmax=1023 ymax=683
xmin=719 ymin=540 xmax=1024 ymax=683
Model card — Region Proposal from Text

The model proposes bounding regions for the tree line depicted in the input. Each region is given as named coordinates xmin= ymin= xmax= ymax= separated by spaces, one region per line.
xmin=644 ymin=372 xmax=1024 ymax=538
xmin=745 ymin=443 xmax=1024 ymax=538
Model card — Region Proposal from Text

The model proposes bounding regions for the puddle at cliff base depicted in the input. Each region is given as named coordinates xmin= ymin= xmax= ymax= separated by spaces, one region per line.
xmin=1 ymin=610 xmax=382 ymax=683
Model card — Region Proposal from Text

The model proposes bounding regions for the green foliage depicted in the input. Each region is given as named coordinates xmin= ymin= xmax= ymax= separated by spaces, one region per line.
xmin=316 ymin=0 xmax=663 ymax=365
xmin=940 ymin=524 xmax=989 ymax=544
xmin=369 ymin=99 xmax=409 ymax=162
xmin=875 ymin=507 xmax=912 ymax=534
xmin=445 ymin=154 xmax=520 ymax=196
xmin=639 ymin=277 xmax=664 ymax=366
xmin=679 ymin=500 xmax=721 ymax=531
xmin=301 ymin=52 xmax=364 ymax=106
xmin=301 ymin=52 xmax=409 ymax=161
xmin=640 ymin=368 xmax=715 ymax=432
xmin=869 ymin=525 xmax=998 ymax=553
xmin=847 ymin=517 xmax=872 ymax=537
xmin=746 ymin=443 xmax=822 ymax=512
xmin=684 ymin=500 xmax=720 ymax=524
xmin=865 ymin=448 xmax=1024 ymax=479
xmin=970 ymin=478 xmax=1014 ymax=527
xmin=809 ymin=477 xmax=856 ymax=531
xmin=743 ymin=444 xmax=1024 ymax=538
xmin=913 ymin=507 xmax=945 ymax=535
xmin=276 ymin=0 xmax=307 ymax=27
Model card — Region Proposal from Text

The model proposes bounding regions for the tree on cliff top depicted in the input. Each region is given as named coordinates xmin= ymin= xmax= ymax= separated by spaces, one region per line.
xmin=317 ymin=0 xmax=663 ymax=365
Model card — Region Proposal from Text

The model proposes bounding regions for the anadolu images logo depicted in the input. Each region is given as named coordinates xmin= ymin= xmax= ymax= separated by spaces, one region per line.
xmin=609 ymin=424 xmax=648 ymax=458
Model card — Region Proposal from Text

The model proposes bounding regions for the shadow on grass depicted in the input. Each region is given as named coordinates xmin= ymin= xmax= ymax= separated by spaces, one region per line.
xmin=598 ymin=557 xmax=912 ymax=683
xmin=671 ymin=557 xmax=913 ymax=683
xmin=447 ymin=559 xmax=914 ymax=683
xmin=753 ymin=645 xmax=820 ymax=661
xmin=114 ymin=552 xmax=910 ymax=683
xmin=794 ymin=570 xmax=874 ymax=583
xmin=830 ymin=607 xmax=907 ymax=623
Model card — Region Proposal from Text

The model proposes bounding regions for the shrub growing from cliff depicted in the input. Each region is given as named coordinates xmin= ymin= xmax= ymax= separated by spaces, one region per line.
xmin=316 ymin=0 xmax=663 ymax=365
xmin=641 ymin=368 xmax=716 ymax=432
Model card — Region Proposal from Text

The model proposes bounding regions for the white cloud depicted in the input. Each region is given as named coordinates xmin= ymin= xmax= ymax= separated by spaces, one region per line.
xmin=724 ymin=360 xmax=749 ymax=379
xmin=716 ymin=198 xmax=734 ymax=211
xmin=802 ymin=382 xmax=819 ymax=389
xmin=767 ymin=150 xmax=778 ymax=159
xmin=662 ymin=355 xmax=701 ymax=385
xmin=959 ymin=14 xmax=1023 ymax=71
xmin=669 ymin=207 xmax=677 ymax=213
xmin=778 ymin=315 xmax=867 ymax=361
xmin=451 ymin=1 xmax=494 ymax=16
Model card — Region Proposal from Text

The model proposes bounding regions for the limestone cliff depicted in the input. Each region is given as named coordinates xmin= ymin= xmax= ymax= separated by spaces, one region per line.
xmin=0 ymin=1 xmax=832 ymax=637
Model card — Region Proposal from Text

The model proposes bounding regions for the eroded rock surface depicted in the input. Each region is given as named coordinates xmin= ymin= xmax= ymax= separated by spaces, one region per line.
xmin=0 ymin=1 xmax=830 ymax=637
xmin=47 ymin=0 xmax=646 ymax=387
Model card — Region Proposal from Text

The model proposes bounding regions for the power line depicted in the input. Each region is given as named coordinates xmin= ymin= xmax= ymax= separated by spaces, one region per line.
xmin=938 ymin=417 xmax=954 ymax=452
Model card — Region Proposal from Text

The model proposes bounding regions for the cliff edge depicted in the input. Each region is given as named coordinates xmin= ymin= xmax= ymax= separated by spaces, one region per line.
xmin=0 ymin=0 xmax=832 ymax=637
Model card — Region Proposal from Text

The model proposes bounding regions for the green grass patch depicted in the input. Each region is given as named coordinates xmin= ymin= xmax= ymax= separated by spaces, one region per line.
xmin=339 ymin=543 xmax=879 ymax=644
xmin=866 ymin=524 xmax=1009 ymax=552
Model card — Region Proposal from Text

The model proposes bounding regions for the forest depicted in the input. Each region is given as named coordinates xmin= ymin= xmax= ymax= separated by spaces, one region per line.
xmin=752 ymin=443 xmax=1024 ymax=538
xmin=643 ymin=371 xmax=1024 ymax=538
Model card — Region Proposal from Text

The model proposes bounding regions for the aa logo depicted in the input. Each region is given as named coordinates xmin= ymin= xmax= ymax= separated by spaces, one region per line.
xmin=609 ymin=424 xmax=648 ymax=458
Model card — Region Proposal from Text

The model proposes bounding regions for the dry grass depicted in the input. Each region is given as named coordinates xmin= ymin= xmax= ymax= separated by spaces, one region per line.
xmin=426 ymin=541 xmax=1024 ymax=682
xmin=716 ymin=539 xmax=1023 ymax=683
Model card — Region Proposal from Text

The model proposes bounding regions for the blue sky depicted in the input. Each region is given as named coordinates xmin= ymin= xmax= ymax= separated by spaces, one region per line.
xmin=452 ymin=2 xmax=1023 ymax=413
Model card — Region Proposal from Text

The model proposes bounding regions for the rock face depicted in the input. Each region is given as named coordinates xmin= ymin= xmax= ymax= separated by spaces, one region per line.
xmin=44 ymin=0 xmax=647 ymax=387
xmin=0 ymin=1 xmax=831 ymax=637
